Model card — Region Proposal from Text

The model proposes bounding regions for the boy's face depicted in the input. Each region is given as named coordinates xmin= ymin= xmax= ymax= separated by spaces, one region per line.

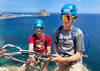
xmin=61 ymin=14 xmax=77 ymax=29
xmin=34 ymin=27 xmax=44 ymax=36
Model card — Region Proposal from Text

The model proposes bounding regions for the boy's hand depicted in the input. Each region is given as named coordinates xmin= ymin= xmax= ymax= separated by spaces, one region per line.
xmin=29 ymin=55 xmax=36 ymax=63
xmin=51 ymin=54 xmax=68 ymax=64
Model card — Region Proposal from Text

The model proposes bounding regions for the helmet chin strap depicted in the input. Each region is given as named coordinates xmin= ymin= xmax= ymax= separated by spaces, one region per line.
xmin=36 ymin=33 xmax=43 ymax=38
xmin=63 ymin=24 xmax=72 ymax=30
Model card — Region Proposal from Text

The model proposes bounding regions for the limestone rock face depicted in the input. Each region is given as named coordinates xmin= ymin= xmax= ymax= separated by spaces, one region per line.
xmin=33 ymin=9 xmax=50 ymax=16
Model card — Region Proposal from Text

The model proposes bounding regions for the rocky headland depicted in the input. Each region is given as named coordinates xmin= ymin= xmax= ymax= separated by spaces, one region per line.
xmin=0 ymin=9 xmax=50 ymax=19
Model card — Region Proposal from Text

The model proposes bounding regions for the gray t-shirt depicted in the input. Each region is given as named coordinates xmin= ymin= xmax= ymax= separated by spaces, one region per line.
xmin=53 ymin=26 xmax=84 ymax=57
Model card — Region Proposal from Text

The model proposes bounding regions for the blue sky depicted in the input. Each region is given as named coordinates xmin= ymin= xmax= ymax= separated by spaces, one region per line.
xmin=0 ymin=0 xmax=100 ymax=13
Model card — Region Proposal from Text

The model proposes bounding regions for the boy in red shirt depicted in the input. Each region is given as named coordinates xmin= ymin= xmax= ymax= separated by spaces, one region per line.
xmin=28 ymin=19 xmax=51 ymax=71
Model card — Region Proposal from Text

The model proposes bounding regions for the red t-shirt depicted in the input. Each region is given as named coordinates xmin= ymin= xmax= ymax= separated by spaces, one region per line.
xmin=28 ymin=34 xmax=51 ymax=53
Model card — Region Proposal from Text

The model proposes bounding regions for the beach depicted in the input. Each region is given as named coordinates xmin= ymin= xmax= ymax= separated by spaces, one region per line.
xmin=0 ymin=14 xmax=35 ymax=20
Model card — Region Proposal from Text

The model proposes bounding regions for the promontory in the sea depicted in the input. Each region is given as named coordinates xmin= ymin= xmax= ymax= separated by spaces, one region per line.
xmin=33 ymin=9 xmax=50 ymax=16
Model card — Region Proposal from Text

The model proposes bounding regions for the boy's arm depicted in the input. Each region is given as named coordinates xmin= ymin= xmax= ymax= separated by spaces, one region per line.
xmin=29 ymin=43 xmax=35 ymax=62
xmin=51 ymin=50 xmax=82 ymax=64
xmin=54 ymin=44 xmax=58 ymax=54
xmin=42 ymin=45 xmax=51 ymax=71
xmin=29 ymin=43 xmax=34 ymax=52
xmin=46 ymin=46 xmax=51 ymax=54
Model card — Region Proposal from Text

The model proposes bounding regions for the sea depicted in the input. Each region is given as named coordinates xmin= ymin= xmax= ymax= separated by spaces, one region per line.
xmin=0 ymin=13 xmax=100 ymax=71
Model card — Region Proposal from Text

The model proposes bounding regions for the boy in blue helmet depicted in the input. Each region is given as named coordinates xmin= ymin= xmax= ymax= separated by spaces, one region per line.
xmin=28 ymin=19 xmax=51 ymax=71
xmin=51 ymin=4 xmax=84 ymax=71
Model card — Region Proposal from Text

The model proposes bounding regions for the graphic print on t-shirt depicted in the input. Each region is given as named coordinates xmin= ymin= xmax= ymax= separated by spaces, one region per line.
xmin=35 ymin=40 xmax=45 ymax=50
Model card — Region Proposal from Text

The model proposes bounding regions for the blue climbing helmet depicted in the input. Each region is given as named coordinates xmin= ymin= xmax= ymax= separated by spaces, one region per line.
xmin=61 ymin=4 xmax=77 ymax=15
xmin=34 ymin=19 xmax=44 ymax=28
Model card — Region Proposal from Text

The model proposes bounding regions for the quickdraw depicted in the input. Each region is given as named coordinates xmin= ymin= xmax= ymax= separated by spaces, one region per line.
xmin=0 ymin=44 xmax=52 ymax=71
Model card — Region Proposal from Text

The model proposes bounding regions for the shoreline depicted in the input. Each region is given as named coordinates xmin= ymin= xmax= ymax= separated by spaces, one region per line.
xmin=0 ymin=15 xmax=38 ymax=20
xmin=0 ymin=10 xmax=50 ymax=20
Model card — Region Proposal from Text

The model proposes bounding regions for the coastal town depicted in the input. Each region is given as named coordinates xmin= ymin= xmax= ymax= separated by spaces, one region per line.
xmin=0 ymin=9 xmax=50 ymax=19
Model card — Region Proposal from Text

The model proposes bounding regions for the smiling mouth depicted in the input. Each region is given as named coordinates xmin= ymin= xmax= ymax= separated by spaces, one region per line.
xmin=38 ymin=31 xmax=42 ymax=33
xmin=63 ymin=22 xmax=71 ymax=25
